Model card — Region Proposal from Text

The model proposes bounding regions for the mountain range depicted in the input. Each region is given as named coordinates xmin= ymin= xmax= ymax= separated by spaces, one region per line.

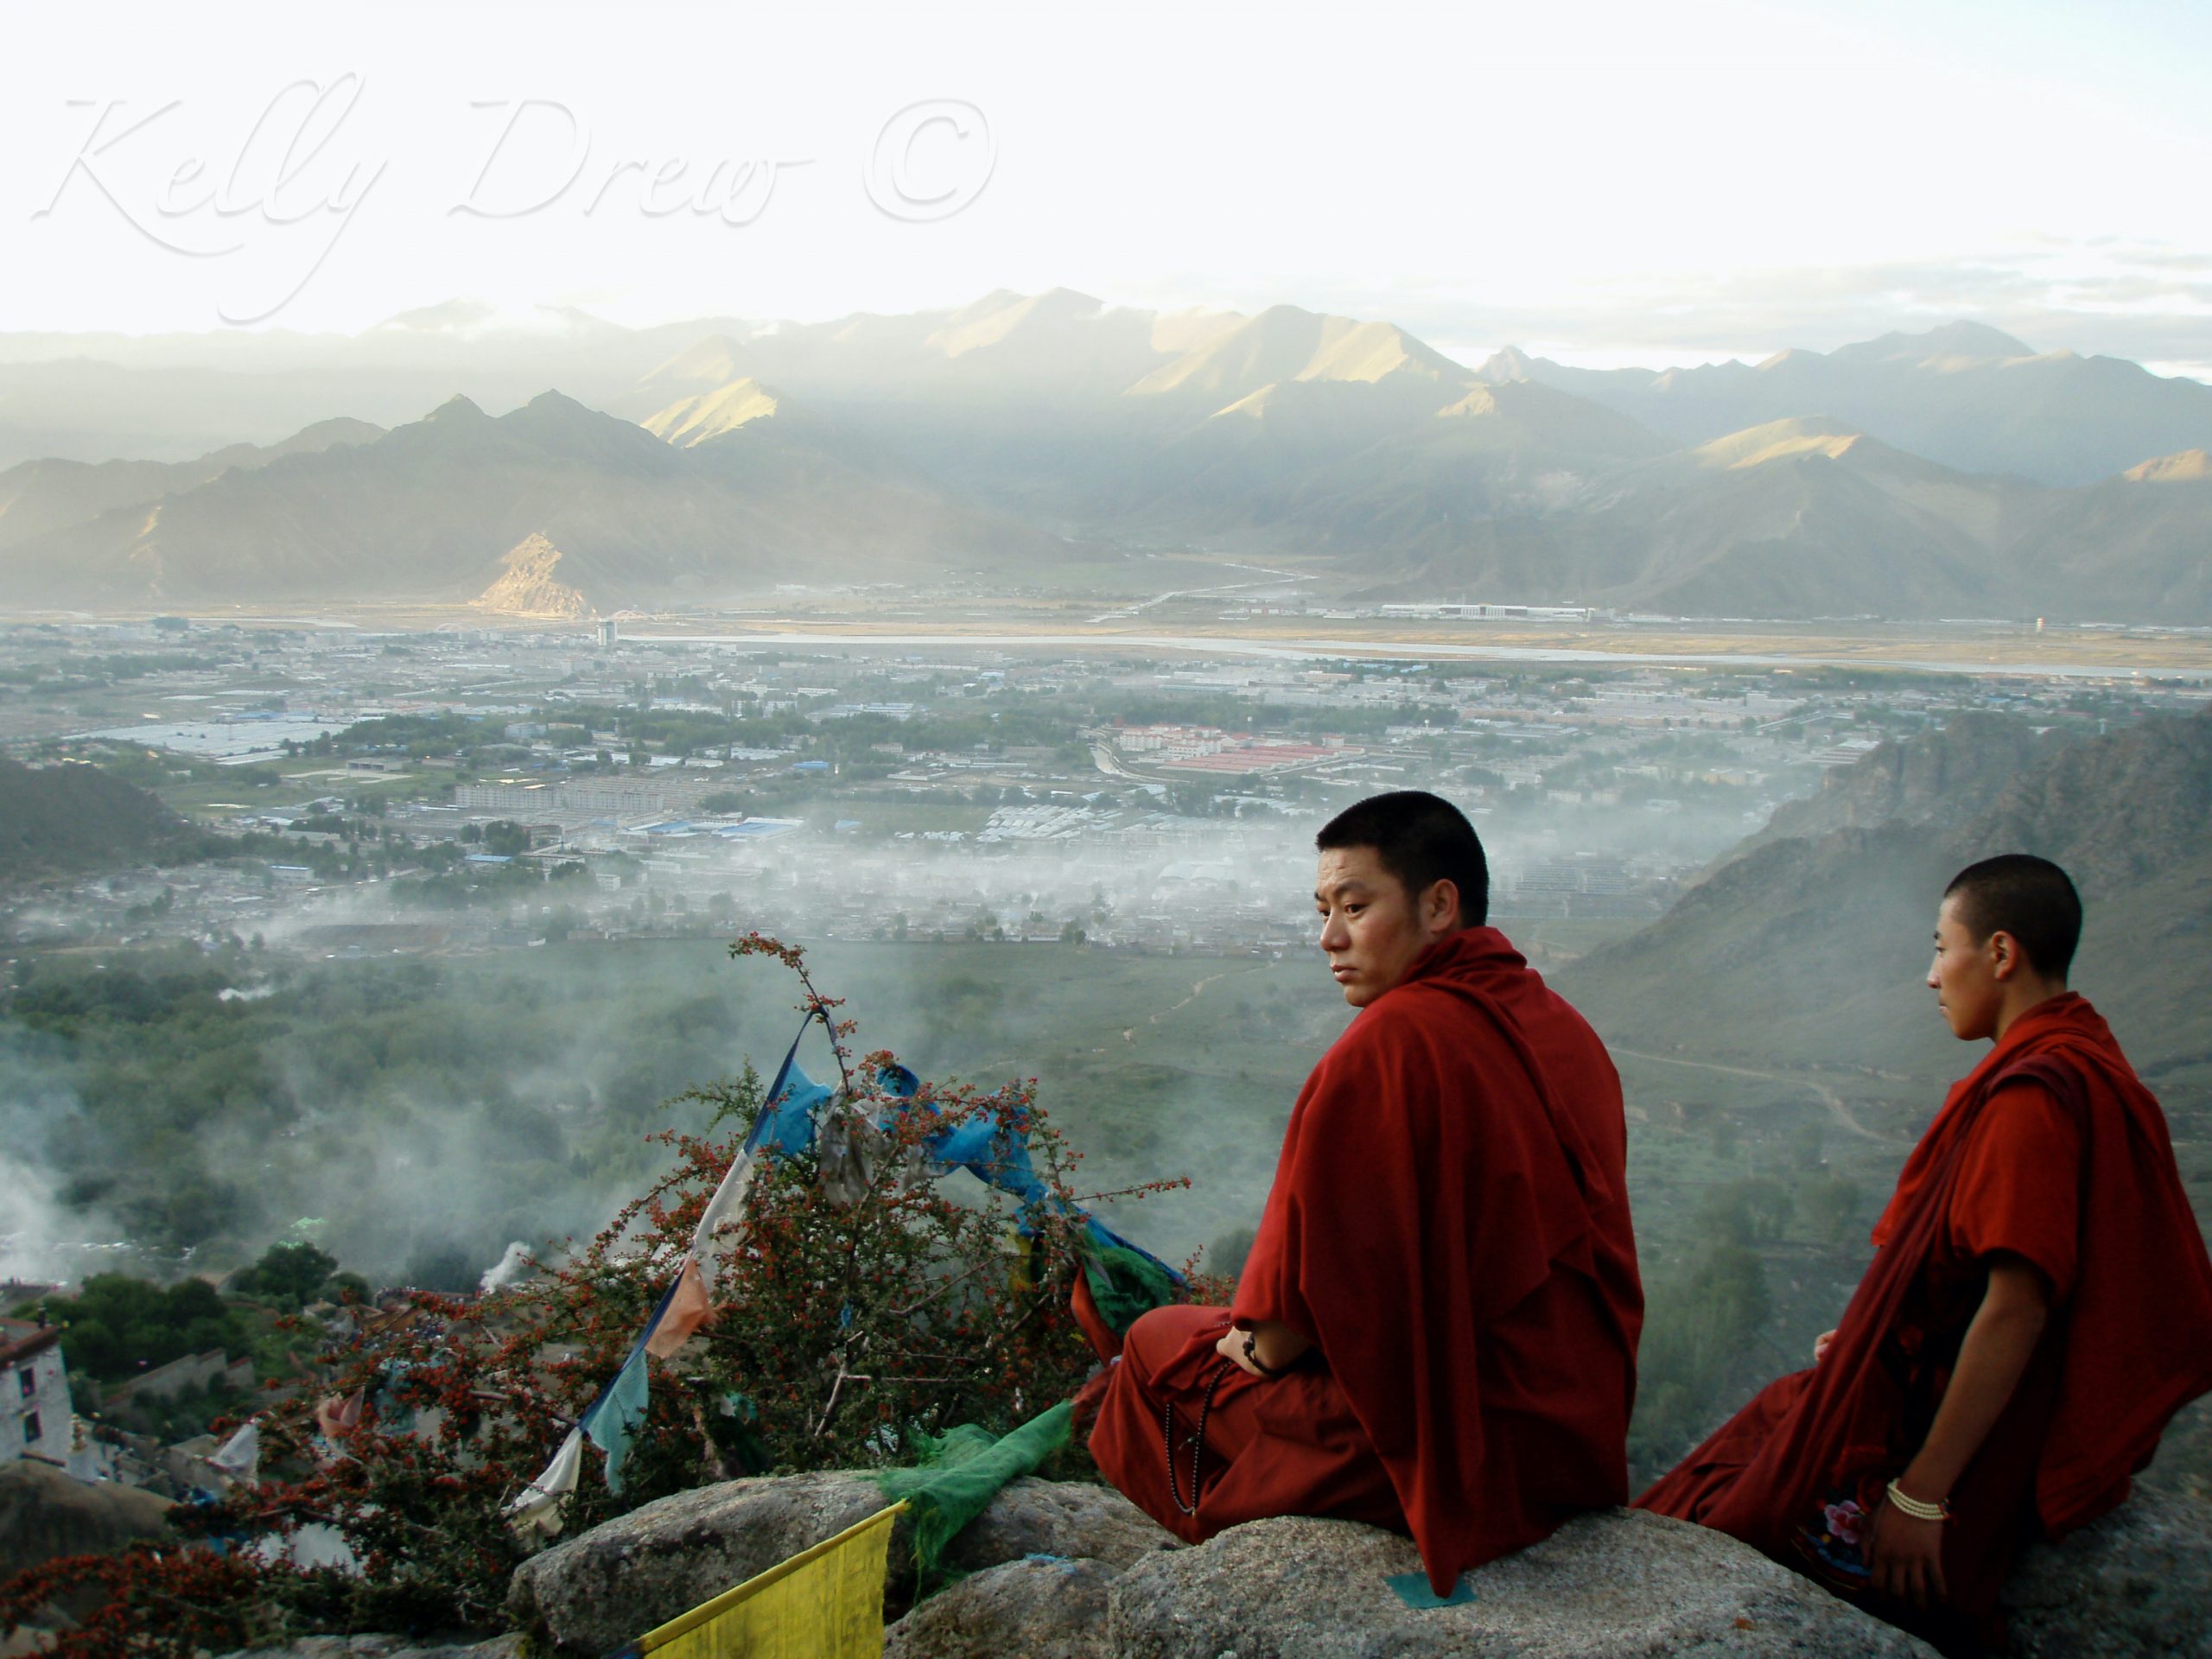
xmin=1 ymin=291 xmax=2208 ymax=619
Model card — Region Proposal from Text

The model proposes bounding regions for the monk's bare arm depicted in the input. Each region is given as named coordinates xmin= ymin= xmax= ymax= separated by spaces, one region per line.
xmin=1904 ymin=1255 xmax=2051 ymax=1497
xmin=1217 ymin=1319 xmax=1314 ymax=1377
xmin=1870 ymin=1255 xmax=2050 ymax=1605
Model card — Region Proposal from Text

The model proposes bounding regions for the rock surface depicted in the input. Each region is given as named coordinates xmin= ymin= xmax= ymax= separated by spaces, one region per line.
xmin=942 ymin=1475 xmax=1179 ymax=1574
xmin=2003 ymin=1484 xmax=2212 ymax=1656
xmin=407 ymin=1475 xmax=2212 ymax=1658
xmin=507 ymin=1468 xmax=1176 ymax=1656
xmin=215 ymin=1637 xmax=522 ymax=1659
xmin=1108 ymin=1508 xmax=1941 ymax=1657
xmin=0 ymin=1457 xmax=172 ymax=1580
xmin=885 ymin=1555 xmax=1116 ymax=1659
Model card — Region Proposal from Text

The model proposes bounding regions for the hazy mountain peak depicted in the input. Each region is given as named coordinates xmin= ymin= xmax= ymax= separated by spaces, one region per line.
xmin=1475 ymin=346 xmax=1544 ymax=383
xmin=638 ymin=334 xmax=757 ymax=396
xmin=925 ymin=287 xmax=1114 ymax=359
xmin=376 ymin=298 xmax=499 ymax=334
xmin=642 ymin=378 xmax=785 ymax=447
xmin=425 ymin=394 xmax=488 ymax=423
xmin=2123 ymin=448 xmax=2212 ymax=483
xmin=1128 ymin=304 xmax=1469 ymax=405
xmin=1693 ymin=416 xmax=1870 ymax=469
xmin=1834 ymin=321 xmax=2036 ymax=365
xmin=522 ymin=389 xmax=592 ymax=414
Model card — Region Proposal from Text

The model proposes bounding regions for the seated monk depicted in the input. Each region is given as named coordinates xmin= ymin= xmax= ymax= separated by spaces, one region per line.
xmin=1084 ymin=790 xmax=1644 ymax=1597
xmin=1637 ymin=854 xmax=2212 ymax=1654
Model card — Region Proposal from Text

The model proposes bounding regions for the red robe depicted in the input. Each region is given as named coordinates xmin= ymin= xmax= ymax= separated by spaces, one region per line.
xmin=1637 ymin=994 xmax=2212 ymax=1622
xmin=1088 ymin=926 xmax=1643 ymax=1596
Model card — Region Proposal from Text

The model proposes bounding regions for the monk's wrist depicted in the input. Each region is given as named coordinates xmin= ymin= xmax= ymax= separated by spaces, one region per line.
xmin=1897 ymin=1459 xmax=1955 ymax=1504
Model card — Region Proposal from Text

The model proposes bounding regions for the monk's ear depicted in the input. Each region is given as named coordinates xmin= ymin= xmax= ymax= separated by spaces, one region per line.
xmin=1424 ymin=878 xmax=1461 ymax=933
xmin=1986 ymin=928 xmax=2021 ymax=981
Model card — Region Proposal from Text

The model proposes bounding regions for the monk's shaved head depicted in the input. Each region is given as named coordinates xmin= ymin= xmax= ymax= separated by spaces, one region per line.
xmin=1942 ymin=854 xmax=2082 ymax=982
xmin=1316 ymin=791 xmax=1489 ymax=929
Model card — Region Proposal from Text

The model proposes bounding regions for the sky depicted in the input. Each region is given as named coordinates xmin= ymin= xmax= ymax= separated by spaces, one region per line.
xmin=4 ymin=0 xmax=2210 ymax=375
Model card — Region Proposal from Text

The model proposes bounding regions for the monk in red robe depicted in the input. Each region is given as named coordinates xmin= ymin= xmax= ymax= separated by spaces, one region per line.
xmin=1086 ymin=791 xmax=1643 ymax=1597
xmin=1638 ymin=854 xmax=2212 ymax=1653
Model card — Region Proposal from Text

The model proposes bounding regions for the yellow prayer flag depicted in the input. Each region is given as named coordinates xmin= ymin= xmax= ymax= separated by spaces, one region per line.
xmin=618 ymin=1501 xmax=906 ymax=1659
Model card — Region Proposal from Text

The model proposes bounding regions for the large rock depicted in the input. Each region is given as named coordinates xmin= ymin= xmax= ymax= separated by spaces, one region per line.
xmin=0 ymin=1459 xmax=172 ymax=1580
xmin=506 ymin=1469 xmax=1176 ymax=1656
xmin=886 ymin=1555 xmax=1116 ymax=1659
xmin=504 ymin=1473 xmax=2212 ymax=1659
xmin=215 ymin=1639 xmax=522 ymax=1659
xmin=944 ymin=1476 xmax=1179 ymax=1574
xmin=1107 ymin=1509 xmax=1940 ymax=1658
xmin=508 ymin=1471 xmax=889 ymax=1656
xmin=2004 ymin=1484 xmax=2212 ymax=1656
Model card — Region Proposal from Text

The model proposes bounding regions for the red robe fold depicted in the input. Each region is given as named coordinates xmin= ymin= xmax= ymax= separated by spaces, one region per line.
xmin=1092 ymin=926 xmax=1643 ymax=1596
xmin=1637 ymin=993 xmax=2212 ymax=1619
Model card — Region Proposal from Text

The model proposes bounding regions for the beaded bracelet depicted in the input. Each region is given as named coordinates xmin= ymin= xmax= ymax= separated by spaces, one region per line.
xmin=1885 ymin=1478 xmax=1952 ymax=1522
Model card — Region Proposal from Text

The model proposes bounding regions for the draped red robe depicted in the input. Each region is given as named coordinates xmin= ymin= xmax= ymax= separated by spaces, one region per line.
xmin=1088 ymin=926 xmax=1643 ymax=1596
xmin=1637 ymin=994 xmax=2212 ymax=1620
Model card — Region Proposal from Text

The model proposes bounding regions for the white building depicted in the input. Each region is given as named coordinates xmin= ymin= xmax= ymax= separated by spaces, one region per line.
xmin=1 ymin=1316 xmax=73 ymax=1467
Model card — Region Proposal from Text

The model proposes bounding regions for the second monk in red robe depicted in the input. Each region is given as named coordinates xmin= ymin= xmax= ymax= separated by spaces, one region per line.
xmin=1086 ymin=790 xmax=1644 ymax=1597
xmin=1637 ymin=854 xmax=2212 ymax=1654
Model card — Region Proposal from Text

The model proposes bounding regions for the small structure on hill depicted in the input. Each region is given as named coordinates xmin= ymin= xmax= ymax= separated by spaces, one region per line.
xmin=0 ymin=1314 xmax=73 ymax=1469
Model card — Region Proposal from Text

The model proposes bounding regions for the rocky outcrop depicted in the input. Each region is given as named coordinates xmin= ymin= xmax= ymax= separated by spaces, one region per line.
xmin=2002 ymin=1484 xmax=2212 ymax=1656
xmin=1109 ymin=1510 xmax=1936 ymax=1658
xmin=886 ymin=1554 xmax=1116 ymax=1659
xmin=215 ymin=1639 xmax=522 ymax=1659
xmin=505 ymin=1470 xmax=1174 ymax=1656
xmin=0 ymin=1458 xmax=173 ymax=1580
xmin=471 ymin=532 xmax=592 ymax=620
xmin=272 ymin=1476 xmax=2212 ymax=1659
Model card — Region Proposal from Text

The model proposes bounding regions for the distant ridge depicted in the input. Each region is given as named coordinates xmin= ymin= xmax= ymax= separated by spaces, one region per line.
xmin=2 ymin=298 xmax=2209 ymax=621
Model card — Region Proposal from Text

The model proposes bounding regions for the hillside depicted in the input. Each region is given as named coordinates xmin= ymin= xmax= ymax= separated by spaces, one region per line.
xmin=0 ymin=757 xmax=207 ymax=880
xmin=0 ymin=416 xmax=382 ymax=550
xmin=1561 ymin=707 xmax=2212 ymax=1082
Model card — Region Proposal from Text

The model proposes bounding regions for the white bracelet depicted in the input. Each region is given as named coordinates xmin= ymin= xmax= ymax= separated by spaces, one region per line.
xmin=1885 ymin=1478 xmax=1951 ymax=1522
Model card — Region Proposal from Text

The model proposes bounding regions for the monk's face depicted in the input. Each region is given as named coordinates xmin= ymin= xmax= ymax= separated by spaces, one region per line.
xmin=1928 ymin=895 xmax=2005 ymax=1041
xmin=1314 ymin=846 xmax=1459 ymax=1008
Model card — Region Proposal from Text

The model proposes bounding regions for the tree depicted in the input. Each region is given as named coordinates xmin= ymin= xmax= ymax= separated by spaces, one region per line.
xmin=228 ymin=1242 xmax=341 ymax=1312
xmin=37 ymin=1274 xmax=247 ymax=1384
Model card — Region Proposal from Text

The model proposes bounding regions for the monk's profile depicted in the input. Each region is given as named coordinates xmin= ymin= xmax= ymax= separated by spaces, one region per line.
xmin=1638 ymin=853 xmax=2212 ymax=1653
xmin=1085 ymin=790 xmax=1644 ymax=1596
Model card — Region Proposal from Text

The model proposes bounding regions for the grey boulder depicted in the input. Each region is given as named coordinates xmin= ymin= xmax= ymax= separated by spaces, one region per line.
xmin=1107 ymin=1508 xmax=1942 ymax=1658
xmin=2004 ymin=1484 xmax=2212 ymax=1656
xmin=507 ymin=1468 xmax=1178 ymax=1656
xmin=887 ymin=1555 xmax=1118 ymax=1659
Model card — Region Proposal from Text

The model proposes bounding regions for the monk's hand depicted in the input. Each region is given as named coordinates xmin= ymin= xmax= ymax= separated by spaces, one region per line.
xmin=1217 ymin=1324 xmax=1265 ymax=1377
xmin=1869 ymin=1497 xmax=1948 ymax=1610
xmin=1813 ymin=1328 xmax=1836 ymax=1365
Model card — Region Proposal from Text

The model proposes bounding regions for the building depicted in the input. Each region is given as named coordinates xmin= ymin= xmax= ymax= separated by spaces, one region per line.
xmin=1 ymin=1315 xmax=74 ymax=1467
xmin=597 ymin=618 xmax=619 ymax=649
